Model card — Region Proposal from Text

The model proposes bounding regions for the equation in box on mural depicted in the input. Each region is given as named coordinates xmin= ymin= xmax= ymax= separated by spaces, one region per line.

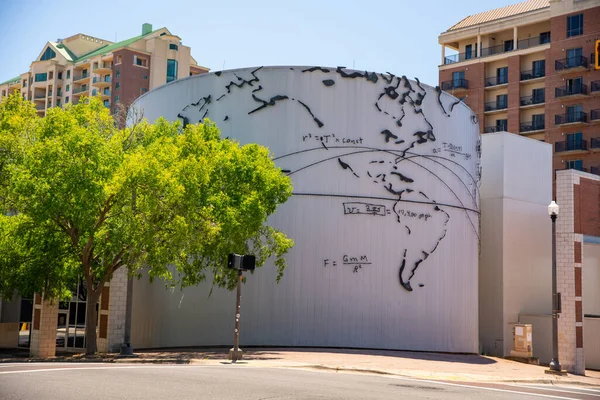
xmin=324 ymin=255 xmax=372 ymax=273
xmin=343 ymin=202 xmax=390 ymax=216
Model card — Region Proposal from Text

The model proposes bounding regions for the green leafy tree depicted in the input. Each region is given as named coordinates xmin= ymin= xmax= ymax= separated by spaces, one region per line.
xmin=0 ymin=94 xmax=293 ymax=354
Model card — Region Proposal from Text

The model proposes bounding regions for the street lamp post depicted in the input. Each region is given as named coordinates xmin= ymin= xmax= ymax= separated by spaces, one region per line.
xmin=547 ymin=200 xmax=562 ymax=373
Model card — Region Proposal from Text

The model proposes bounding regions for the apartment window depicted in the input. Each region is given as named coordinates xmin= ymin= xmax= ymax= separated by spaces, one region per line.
xmin=40 ymin=47 xmax=56 ymax=61
xmin=532 ymin=88 xmax=545 ymax=103
xmin=532 ymin=113 xmax=544 ymax=128
xmin=496 ymin=94 xmax=508 ymax=109
xmin=169 ymin=43 xmax=178 ymax=51
xmin=540 ymin=32 xmax=551 ymax=44
xmin=56 ymin=100 xmax=61 ymax=107
xmin=66 ymin=84 xmax=70 ymax=92
xmin=103 ymin=99 xmax=110 ymax=107
xmin=115 ymin=82 xmax=120 ymax=89
xmin=567 ymin=48 xmax=583 ymax=67
xmin=496 ymin=119 xmax=508 ymax=131
xmin=116 ymin=69 xmax=120 ymax=78
xmin=115 ymin=55 xmax=122 ymax=64
xmin=133 ymin=55 xmax=148 ymax=67
xmin=34 ymin=73 xmax=47 ymax=82
xmin=1 ymin=90 xmax=5 ymax=97
xmin=115 ymin=95 xmax=120 ymax=103
xmin=532 ymin=60 xmax=545 ymax=77
xmin=566 ymin=160 xmax=584 ymax=171
xmin=66 ymin=70 xmax=71 ymax=79
xmin=114 ymin=107 xmax=118 ymax=114
xmin=65 ymin=96 xmax=69 ymax=103
xmin=504 ymin=40 xmax=514 ymax=52
xmin=567 ymin=132 xmax=583 ymax=151
xmin=465 ymin=44 xmax=473 ymax=60
xmin=497 ymin=67 xmax=508 ymax=84
xmin=567 ymin=104 xmax=583 ymax=120
xmin=166 ymin=59 xmax=178 ymax=83
xmin=22 ymin=80 xmax=27 ymax=87
xmin=142 ymin=75 xmax=148 ymax=79
xmin=452 ymin=71 xmax=464 ymax=87
xmin=141 ymin=88 xmax=148 ymax=93
xmin=58 ymin=72 xmax=63 ymax=80
xmin=567 ymin=14 xmax=583 ymax=37
xmin=566 ymin=77 xmax=583 ymax=93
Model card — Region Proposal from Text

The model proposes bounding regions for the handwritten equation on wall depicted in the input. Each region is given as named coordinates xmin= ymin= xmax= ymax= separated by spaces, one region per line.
xmin=302 ymin=133 xmax=364 ymax=145
xmin=324 ymin=255 xmax=372 ymax=273
xmin=343 ymin=202 xmax=390 ymax=216
xmin=431 ymin=142 xmax=472 ymax=160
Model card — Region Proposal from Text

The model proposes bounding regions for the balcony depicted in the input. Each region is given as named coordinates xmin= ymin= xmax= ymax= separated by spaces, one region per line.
xmin=92 ymin=88 xmax=111 ymax=99
xmin=92 ymin=76 xmax=111 ymax=88
xmin=555 ymin=111 xmax=587 ymax=126
xmin=73 ymin=73 xmax=90 ymax=83
xmin=72 ymin=86 xmax=89 ymax=95
xmin=520 ymin=120 xmax=545 ymax=133
xmin=555 ymin=84 xmax=588 ymax=99
xmin=591 ymin=81 xmax=600 ymax=94
xmin=555 ymin=56 xmax=588 ymax=72
xmin=33 ymin=93 xmax=46 ymax=101
xmin=35 ymin=104 xmax=45 ymax=111
xmin=520 ymin=69 xmax=545 ymax=82
xmin=484 ymin=100 xmax=508 ymax=113
xmin=517 ymin=35 xmax=550 ymax=50
xmin=591 ymin=166 xmax=600 ymax=175
xmin=483 ymin=126 xmax=505 ymax=133
xmin=520 ymin=94 xmax=545 ymax=107
xmin=555 ymin=140 xmax=588 ymax=153
xmin=92 ymin=62 xmax=112 ymax=74
xmin=485 ymin=75 xmax=508 ymax=88
xmin=441 ymin=79 xmax=468 ymax=91
xmin=591 ymin=109 xmax=600 ymax=123
xmin=559 ymin=166 xmax=588 ymax=173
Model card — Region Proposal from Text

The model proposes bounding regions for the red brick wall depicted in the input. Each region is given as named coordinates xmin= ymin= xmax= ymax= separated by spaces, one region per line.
xmin=507 ymin=55 xmax=521 ymax=133
xmin=574 ymin=177 xmax=600 ymax=236
xmin=112 ymin=49 xmax=152 ymax=110
xmin=439 ymin=62 xmax=485 ymax=131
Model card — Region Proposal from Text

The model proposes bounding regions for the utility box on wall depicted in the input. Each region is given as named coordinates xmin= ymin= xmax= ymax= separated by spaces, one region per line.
xmin=510 ymin=323 xmax=533 ymax=358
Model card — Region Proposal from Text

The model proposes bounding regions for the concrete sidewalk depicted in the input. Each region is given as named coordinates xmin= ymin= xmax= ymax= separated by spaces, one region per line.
xmin=2 ymin=347 xmax=599 ymax=386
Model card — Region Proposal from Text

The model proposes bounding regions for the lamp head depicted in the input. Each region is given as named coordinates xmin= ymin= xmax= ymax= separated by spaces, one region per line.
xmin=548 ymin=201 xmax=559 ymax=216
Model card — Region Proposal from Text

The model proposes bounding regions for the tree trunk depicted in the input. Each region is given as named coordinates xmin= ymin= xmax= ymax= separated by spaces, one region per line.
xmin=85 ymin=290 xmax=100 ymax=355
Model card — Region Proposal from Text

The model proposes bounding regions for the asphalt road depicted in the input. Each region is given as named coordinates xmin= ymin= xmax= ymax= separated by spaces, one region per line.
xmin=1 ymin=363 xmax=599 ymax=400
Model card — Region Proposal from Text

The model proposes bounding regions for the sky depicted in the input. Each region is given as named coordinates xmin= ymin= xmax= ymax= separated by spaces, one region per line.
xmin=0 ymin=0 xmax=520 ymax=86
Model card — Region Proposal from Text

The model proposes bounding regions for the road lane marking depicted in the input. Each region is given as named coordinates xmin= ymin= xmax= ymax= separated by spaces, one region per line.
xmin=516 ymin=385 xmax=600 ymax=396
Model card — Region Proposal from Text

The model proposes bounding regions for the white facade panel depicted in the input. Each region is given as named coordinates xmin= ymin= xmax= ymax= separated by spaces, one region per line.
xmin=129 ymin=66 xmax=481 ymax=352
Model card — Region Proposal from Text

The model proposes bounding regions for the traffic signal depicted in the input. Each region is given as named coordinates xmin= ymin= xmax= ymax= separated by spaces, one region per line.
xmin=227 ymin=253 xmax=256 ymax=271
xmin=596 ymin=40 xmax=600 ymax=70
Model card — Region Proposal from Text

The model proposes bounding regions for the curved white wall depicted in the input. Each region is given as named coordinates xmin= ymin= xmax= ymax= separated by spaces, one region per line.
xmin=129 ymin=66 xmax=481 ymax=352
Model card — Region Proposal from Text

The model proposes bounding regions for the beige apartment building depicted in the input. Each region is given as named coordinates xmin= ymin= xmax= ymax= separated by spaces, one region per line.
xmin=438 ymin=0 xmax=599 ymax=178
xmin=0 ymin=23 xmax=209 ymax=116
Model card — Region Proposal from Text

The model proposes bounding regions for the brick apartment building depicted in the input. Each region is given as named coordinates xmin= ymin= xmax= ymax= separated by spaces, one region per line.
xmin=0 ymin=23 xmax=209 ymax=117
xmin=438 ymin=0 xmax=599 ymax=178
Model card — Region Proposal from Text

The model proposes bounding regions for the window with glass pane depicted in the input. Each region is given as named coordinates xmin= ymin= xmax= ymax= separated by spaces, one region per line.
xmin=567 ymin=48 xmax=582 ymax=67
xmin=465 ymin=44 xmax=472 ymax=60
xmin=532 ymin=88 xmax=545 ymax=103
xmin=497 ymin=94 xmax=508 ymax=108
xmin=452 ymin=71 xmax=464 ymax=87
xmin=567 ymin=104 xmax=582 ymax=118
xmin=567 ymin=14 xmax=583 ymax=37
xmin=532 ymin=60 xmax=545 ymax=77
xmin=504 ymin=40 xmax=514 ymax=52
xmin=567 ymin=132 xmax=583 ymax=150
xmin=66 ymin=70 xmax=71 ymax=79
xmin=40 ymin=47 xmax=56 ymax=61
xmin=35 ymin=73 xmax=47 ymax=82
xmin=496 ymin=119 xmax=508 ymax=131
xmin=566 ymin=160 xmax=583 ymax=171
xmin=169 ymin=43 xmax=178 ymax=51
xmin=532 ymin=114 xmax=544 ymax=129
xmin=540 ymin=32 xmax=551 ymax=44
xmin=497 ymin=67 xmax=508 ymax=84
xmin=166 ymin=59 xmax=178 ymax=83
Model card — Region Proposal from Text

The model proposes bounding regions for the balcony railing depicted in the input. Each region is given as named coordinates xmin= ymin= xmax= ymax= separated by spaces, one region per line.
xmin=441 ymin=79 xmax=468 ymax=91
xmin=484 ymin=100 xmax=508 ymax=112
xmin=560 ymin=166 xmax=588 ymax=172
xmin=93 ymin=63 xmax=112 ymax=71
xmin=555 ymin=111 xmax=587 ymax=125
xmin=520 ymin=69 xmax=545 ymax=81
xmin=72 ymin=86 xmax=89 ymax=94
xmin=591 ymin=166 xmax=599 ymax=176
xmin=555 ymin=55 xmax=588 ymax=71
xmin=483 ymin=126 xmax=505 ymax=133
xmin=73 ymin=73 xmax=90 ymax=81
xmin=591 ymin=109 xmax=600 ymax=121
xmin=444 ymin=52 xmax=471 ymax=65
xmin=520 ymin=120 xmax=545 ymax=132
xmin=480 ymin=44 xmax=509 ymax=58
xmin=485 ymin=75 xmax=508 ymax=87
xmin=520 ymin=94 xmax=545 ymax=106
xmin=517 ymin=35 xmax=550 ymax=50
xmin=591 ymin=81 xmax=600 ymax=93
xmin=555 ymin=140 xmax=588 ymax=152
xmin=33 ymin=93 xmax=45 ymax=99
xmin=555 ymin=84 xmax=588 ymax=98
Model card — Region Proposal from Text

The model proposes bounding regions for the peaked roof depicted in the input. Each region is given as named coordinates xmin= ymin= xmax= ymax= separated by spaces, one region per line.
xmin=446 ymin=0 xmax=550 ymax=31
xmin=74 ymin=27 xmax=167 ymax=62
xmin=0 ymin=76 xmax=21 ymax=86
